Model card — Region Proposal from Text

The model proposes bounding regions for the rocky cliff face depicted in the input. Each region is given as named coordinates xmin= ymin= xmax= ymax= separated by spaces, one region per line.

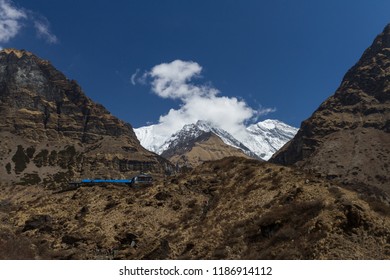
xmin=271 ymin=24 xmax=390 ymax=195
xmin=0 ymin=49 xmax=173 ymax=186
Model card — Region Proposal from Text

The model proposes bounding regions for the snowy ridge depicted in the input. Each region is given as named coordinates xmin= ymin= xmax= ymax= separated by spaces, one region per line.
xmin=134 ymin=119 xmax=298 ymax=160
xmin=134 ymin=124 xmax=168 ymax=154
xmin=163 ymin=121 xmax=258 ymax=158
xmin=241 ymin=119 xmax=299 ymax=159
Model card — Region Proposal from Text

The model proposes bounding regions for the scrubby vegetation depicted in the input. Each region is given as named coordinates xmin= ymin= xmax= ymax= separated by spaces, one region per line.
xmin=1 ymin=157 xmax=389 ymax=260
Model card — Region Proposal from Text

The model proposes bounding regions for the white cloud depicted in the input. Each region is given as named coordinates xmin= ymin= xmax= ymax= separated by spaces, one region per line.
xmin=0 ymin=0 xmax=57 ymax=46
xmin=130 ymin=69 xmax=139 ymax=85
xmin=257 ymin=106 xmax=276 ymax=116
xmin=158 ymin=94 xmax=256 ymax=138
xmin=130 ymin=68 xmax=148 ymax=85
xmin=138 ymin=60 xmax=276 ymax=141
xmin=34 ymin=18 xmax=58 ymax=44
xmin=0 ymin=0 xmax=27 ymax=43
xmin=150 ymin=60 xmax=208 ymax=99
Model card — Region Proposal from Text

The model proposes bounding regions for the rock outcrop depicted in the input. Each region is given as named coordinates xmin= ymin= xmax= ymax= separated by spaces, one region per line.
xmin=271 ymin=24 xmax=390 ymax=195
xmin=0 ymin=49 xmax=173 ymax=186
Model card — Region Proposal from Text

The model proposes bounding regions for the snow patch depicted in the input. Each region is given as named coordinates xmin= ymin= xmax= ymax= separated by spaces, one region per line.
xmin=134 ymin=119 xmax=298 ymax=160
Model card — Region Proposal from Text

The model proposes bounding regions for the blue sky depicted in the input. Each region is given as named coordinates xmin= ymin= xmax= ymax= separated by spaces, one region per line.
xmin=1 ymin=0 xmax=390 ymax=129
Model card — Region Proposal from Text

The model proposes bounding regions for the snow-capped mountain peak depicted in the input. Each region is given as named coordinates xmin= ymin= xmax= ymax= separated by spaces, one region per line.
xmin=162 ymin=120 xmax=257 ymax=158
xmin=133 ymin=124 xmax=168 ymax=154
xmin=242 ymin=119 xmax=298 ymax=159
xmin=134 ymin=119 xmax=298 ymax=160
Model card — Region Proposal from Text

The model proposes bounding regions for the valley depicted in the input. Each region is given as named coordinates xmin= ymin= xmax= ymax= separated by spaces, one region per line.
xmin=1 ymin=23 xmax=390 ymax=260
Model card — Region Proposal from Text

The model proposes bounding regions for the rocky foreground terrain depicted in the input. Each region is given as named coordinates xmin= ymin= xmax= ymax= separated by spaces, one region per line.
xmin=1 ymin=157 xmax=389 ymax=259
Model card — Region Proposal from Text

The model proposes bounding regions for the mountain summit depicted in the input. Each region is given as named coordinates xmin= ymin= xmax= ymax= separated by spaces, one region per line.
xmin=271 ymin=24 xmax=390 ymax=194
xmin=0 ymin=49 xmax=172 ymax=185
xmin=135 ymin=119 xmax=298 ymax=162
xmin=0 ymin=49 xmax=136 ymax=141
xmin=159 ymin=121 xmax=256 ymax=167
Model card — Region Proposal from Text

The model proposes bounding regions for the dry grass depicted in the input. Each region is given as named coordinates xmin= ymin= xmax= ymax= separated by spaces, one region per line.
xmin=0 ymin=157 xmax=389 ymax=259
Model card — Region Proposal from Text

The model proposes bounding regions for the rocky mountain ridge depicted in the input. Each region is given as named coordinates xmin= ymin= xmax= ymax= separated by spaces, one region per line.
xmin=0 ymin=48 xmax=173 ymax=186
xmin=160 ymin=121 xmax=258 ymax=159
xmin=135 ymin=119 xmax=298 ymax=161
xmin=243 ymin=119 xmax=299 ymax=159
xmin=271 ymin=24 xmax=390 ymax=196
xmin=161 ymin=129 xmax=254 ymax=167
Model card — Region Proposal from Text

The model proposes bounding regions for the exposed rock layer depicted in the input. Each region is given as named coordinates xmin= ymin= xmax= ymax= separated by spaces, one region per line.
xmin=0 ymin=49 xmax=173 ymax=185
xmin=271 ymin=24 xmax=390 ymax=195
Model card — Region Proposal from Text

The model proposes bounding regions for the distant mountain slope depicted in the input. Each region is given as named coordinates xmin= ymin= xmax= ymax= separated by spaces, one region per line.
xmin=271 ymin=24 xmax=390 ymax=195
xmin=161 ymin=129 xmax=254 ymax=167
xmin=135 ymin=119 xmax=298 ymax=161
xmin=242 ymin=119 xmax=298 ymax=159
xmin=132 ymin=124 xmax=168 ymax=155
xmin=0 ymin=49 xmax=173 ymax=186
xmin=160 ymin=121 xmax=258 ymax=159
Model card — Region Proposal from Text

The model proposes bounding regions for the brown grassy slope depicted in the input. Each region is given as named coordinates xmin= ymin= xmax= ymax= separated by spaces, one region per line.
xmin=166 ymin=133 xmax=253 ymax=167
xmin=0 ymin=157 xmax=389 ymax=260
